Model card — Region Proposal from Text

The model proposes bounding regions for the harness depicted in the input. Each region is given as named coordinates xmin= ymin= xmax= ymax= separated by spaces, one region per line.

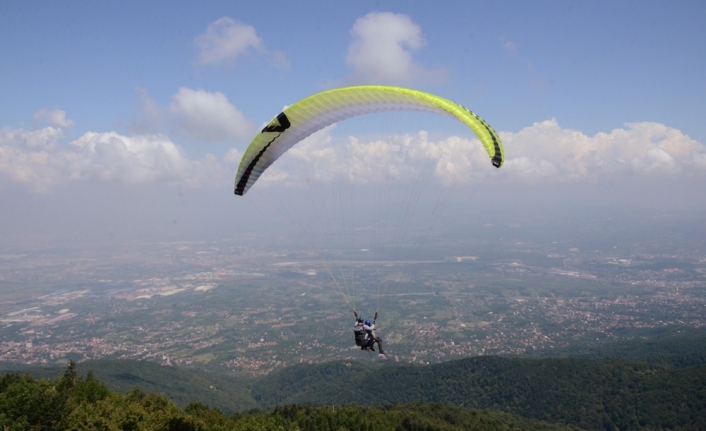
xmin=353 ymin=324 xmax=367 ymax=346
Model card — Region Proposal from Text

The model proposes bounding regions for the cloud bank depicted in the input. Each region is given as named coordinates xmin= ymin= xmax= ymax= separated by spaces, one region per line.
xmin=0 ymin=121 xmax=232 ymax=193
xmin=500 ymin=119 xmax=705 ymax=181
xmin=1 ymin=112 xmax=704 ymax=194
xmin=258 ymin=119 xmax=706 ymax=189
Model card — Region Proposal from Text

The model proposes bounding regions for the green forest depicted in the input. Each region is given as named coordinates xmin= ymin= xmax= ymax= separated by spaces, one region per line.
xmin=4 ymin=333 xmax=706 ymax=430
xmin=0 ymin=362 xmax=574 ymax=430
xmin=252 ymin=356 xmax=706 ymax=430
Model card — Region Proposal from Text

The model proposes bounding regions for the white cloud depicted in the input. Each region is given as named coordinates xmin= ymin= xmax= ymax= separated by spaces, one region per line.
xmin=68 ymin=132 xmax=193 ymax=184
xmin=502 ymin=156 xmax=559 ymax=179
xmin=34 ymin=109 xmax=74 ymax=127
xmin=194 ymin=17 xmax=289 ymax=69
xmin=2 ymin=114 xmax=704 ymax=194
xmin=0 ymin=127 xmax=66 ymax=192
xmin=248 ymin=119 xmax=706 ymax=190
xmin=129 ymin=87 xmax=257 ymax=143
xmin=630 ymin=147 xmax=678 ymax=175
xmin=223 ymin=147 xmax=243 ymax=166
xmin=499 ymin=119 xmax=705 ymax=181
xmin=693 ymin=151 xmax=706 ymax=170
xmin=67 ymin=132 xmax=231 ymax=188
xmin=195 ymin=17 xmax=262 ymax=65
xmin=0 ymin=124 xmax=236 ymax=192
xmin=259 ymin=126 xmax=336 ymax=187
xmin=260 ymin=126 xmax=492 ymax=188
xmin=345 ymin=12 xmax=445 ymax=84
xmin=168 ymin=87 xmax=257 ymax=142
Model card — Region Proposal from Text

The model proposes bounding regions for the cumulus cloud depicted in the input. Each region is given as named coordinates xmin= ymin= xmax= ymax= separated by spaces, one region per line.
xmin=168 ymin=87 xmax=257 ymax=142
xmin=68 ymin=132 xmax=194 ymax=184
xmin=258 ymin=125 xmax=493 ymax=189
xmin=499 ymin=119 xmax=706 ymax=181
xmin=248 ymin=119 xmax=706 ymax=190
xmin=630 ymin=147 xmax=678 ymax=175
xmin=194 ymin=17 xmax=289 ymax=68
xmin=129 ymin=87 xmax=257 ymax=143
xmin=223 ymin=147 xmax=243 ymax=166
xmin=34 ymin=109 xmax=74 ymax=127
xmin=0 ymin=127 xmax=66 ymax=192
xmin=2 ymin=113 xmax=705 ymax=194
xmin=693 ymin=151 xmax=706 ymax=170
xmin=345 ymin=12 xmax=445 ymax=84
xmin=0 ymin=124 xmax=234 ymax=192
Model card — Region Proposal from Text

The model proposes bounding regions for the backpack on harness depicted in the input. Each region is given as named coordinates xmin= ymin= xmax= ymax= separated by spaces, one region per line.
xmin=354 ymin=327 xmax=367 ymax=346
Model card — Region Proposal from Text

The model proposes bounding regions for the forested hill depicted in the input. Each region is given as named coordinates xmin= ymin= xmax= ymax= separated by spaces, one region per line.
xmin=5 ymin=332 xmax=706 ymax=429
xmin=253 ymin=356 xmax=706 ymax=430
xmin=532 ymin=330 xmax=706 ymax=369
xmin=1 ymin=359 xmax=257 ymax=413
xmin=0 ymin=363 xmax=575 ymax=431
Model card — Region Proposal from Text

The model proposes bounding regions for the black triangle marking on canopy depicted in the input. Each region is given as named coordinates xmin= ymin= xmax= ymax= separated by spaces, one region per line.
xmin=234 ymin=133 xmax=282 ymax=195
xmin=235 ymin=112 xmax=291 ymax=196
xmin=262 ymin=112 xmax=291 ymax=133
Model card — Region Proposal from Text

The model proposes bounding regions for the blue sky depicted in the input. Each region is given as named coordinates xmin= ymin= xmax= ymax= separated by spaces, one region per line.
xmin=1 ymin=1 xmax=705 ymax=246
xmin=3 ymin=1 xmax=704 ymax=139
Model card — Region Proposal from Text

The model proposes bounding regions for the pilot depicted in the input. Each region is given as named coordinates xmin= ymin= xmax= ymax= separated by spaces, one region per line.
xmin=353 ymin=311 xmax=386 ymax=357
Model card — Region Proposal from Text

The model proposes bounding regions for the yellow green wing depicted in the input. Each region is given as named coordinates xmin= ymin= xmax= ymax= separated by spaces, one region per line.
xmin=235 ymin=85 xmax=503 ymax=196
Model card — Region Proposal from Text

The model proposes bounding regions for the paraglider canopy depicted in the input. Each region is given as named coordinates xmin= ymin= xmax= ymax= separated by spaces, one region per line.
xmin=234 ymin=85 xmax=503 ymax=196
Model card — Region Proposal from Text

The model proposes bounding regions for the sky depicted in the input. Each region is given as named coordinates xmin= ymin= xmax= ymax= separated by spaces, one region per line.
xmin=1 ymin=1 xmax=705 ymax=249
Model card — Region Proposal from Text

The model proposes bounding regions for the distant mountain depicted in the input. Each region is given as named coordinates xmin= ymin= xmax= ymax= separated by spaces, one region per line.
xmin=253 ymin=356 xmax=706 ymax=430
xmin=1 ymin=359 xmax=256 ymax=413
xmin=533 ymin=329 xmax=706 ymax=369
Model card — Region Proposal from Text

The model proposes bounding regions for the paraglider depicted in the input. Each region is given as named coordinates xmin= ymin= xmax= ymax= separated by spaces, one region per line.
xmin=353 ymin=311 xmax=385 ymax=358
xmin=234 ymin=85 xmax=505 ymax=357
